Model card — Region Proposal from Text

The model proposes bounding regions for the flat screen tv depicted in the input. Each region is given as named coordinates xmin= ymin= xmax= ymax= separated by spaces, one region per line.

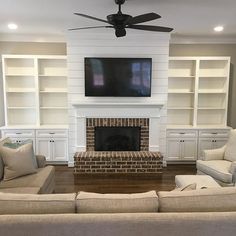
xmin=85 ymin=57 xmax=152 ymax=97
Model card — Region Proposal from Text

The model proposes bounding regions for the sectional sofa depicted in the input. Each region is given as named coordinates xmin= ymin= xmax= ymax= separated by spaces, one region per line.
xmin=1 ymin=187 xmax=236 ymax=236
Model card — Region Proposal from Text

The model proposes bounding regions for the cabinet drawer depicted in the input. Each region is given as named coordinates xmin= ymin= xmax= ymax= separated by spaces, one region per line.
xmin=1 ymin=129 xmax=35 ymax=138
xmin=167 ymin=130 xmax=197 ymax=138
xmin=36 ymin=129 xmax=68 ymax=138
xmin=199 ymin=130 xmax=230 ymax=138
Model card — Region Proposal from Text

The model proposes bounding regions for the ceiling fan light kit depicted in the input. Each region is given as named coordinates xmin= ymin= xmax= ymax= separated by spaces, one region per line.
xmin=69 ymin=0 xmax=173 ymax=37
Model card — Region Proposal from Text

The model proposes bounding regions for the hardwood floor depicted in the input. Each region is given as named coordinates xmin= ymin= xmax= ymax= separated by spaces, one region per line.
xmin=54 ymin=164 xmax=197 ymax=193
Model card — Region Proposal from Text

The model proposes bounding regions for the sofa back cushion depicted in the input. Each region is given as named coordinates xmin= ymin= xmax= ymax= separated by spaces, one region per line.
xmin=0 ymin=138 xmax=11 ymax=181
xmin=158 ymin=187 xmax=236 ymax=212
xmin=224 ymin=129 xmax=236 ymax=162
xmin=0 ymin=193 xmax=76 ymax=214
xmin=77 ymin=191 xmax=158 ymax=213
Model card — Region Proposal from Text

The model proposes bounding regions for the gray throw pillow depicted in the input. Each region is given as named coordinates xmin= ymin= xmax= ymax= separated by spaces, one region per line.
xmin=1 ymin=142 xmax=37 ymax=181
xmin=3 ymin=139 xmax=38 ymax=168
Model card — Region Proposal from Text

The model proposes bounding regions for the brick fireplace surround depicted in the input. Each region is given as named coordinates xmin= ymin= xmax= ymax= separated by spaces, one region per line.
xmin=74 ymin=118 xmax=163 ymax=174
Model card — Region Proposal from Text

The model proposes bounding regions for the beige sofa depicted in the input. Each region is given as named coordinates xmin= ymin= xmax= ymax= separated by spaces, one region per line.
xmin=1 ymin=188 xmax=236 ymax=236
xmin=0 ymin=138 xmax=55 ymax=194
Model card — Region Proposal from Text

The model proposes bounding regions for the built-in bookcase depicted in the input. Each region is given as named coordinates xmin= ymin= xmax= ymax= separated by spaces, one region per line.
xmin=2 ymin=55 xmax=68 ymax=126
xmin=167 ymin=57 xmax=230 ymax=127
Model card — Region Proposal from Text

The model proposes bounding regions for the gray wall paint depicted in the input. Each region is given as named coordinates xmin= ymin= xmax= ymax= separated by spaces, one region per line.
xmin=0 ymin=42 xmax=66 ymax=136
xmin=169 ymin=44 xmax=236 ymax=128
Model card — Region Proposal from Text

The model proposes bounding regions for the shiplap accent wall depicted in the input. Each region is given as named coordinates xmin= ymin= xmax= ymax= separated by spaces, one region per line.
xmin=67 ymin=31 xmax=170 ymax=166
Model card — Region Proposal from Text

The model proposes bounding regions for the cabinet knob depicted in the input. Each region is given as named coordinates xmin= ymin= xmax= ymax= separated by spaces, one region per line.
xmin=49 ymin=132 xmax=55 ymax=135
xmin=180 ymin=133 xmax=185 ymax=135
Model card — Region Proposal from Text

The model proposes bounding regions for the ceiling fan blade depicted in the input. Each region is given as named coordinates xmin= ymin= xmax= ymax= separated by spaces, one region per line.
xmin=74 ymin=13 xmax=111 ymax=24
xmin=127 ymin=13 xmax=161 ymax=25
xmin=68 ymin=26 xmax=113 ymax=31
xmin=127 ymin=24 xmax=173 ymax=32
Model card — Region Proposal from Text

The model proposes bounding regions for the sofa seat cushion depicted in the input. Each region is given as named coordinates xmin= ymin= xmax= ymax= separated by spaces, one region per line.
xmin=197 ymin=160 xmax=232 ymax=183
xmin=0 ymin=166 xmax=55 ymax=194
xmin=0 ymin=192 xmax=76 ymax=215
xmin=77 ymin=191 xmax=159 ymax=213
xmin=0 ymin=187 xmax=40 ymax=194
xmin=158 ymin=187 xmax=236 ymax=212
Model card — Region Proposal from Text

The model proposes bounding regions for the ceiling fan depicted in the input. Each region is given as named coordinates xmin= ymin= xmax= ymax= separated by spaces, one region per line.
xmin=69 ymin=0 xmax=173 ymax=37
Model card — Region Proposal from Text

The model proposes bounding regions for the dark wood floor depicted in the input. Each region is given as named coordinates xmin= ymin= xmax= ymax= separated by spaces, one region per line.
xmin=54 ymin=164 xmax=196 ymax=193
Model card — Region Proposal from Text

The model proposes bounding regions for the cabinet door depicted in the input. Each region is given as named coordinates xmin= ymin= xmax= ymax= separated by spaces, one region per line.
xmin=10 ymin=138 xmax=36 ymax=151
xmin=181 ymin=139 xmax=197 ymax=160
xmin=36 ymin=138 xmax=52 ymax=161
xmin=213 ymin=139 xmax=228 ymax=149
xmin=166 ymin=139 xmax=182 ymax=160
xmin=51 ymin=138 xmax=68 ymax=162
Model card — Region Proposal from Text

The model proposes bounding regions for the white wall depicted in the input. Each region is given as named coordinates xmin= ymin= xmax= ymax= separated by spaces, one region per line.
xmin=67 ymin=31 xmax=170 ymax=166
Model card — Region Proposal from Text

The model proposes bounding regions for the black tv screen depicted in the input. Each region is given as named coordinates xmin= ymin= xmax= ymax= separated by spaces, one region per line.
xmin=85 ymin=57 xmax=152 ymax=97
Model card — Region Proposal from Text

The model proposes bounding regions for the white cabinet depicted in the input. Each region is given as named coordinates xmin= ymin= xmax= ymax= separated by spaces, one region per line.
xmin=1 ymin=129 xmax=36 ymax=150
xmin=168 ymin=57 xmax=230 ymax=127
xmin=198 ymin=130 xmax=229 ymax=159
xmin=166 ymin=128 xmax=230 ymax=162
xmin=36 ymin=129 xmax=68 ymax=162
xmin=0 ymin=127 xmax=68 ymax=163
xmin=166 ymin=130 xmax=198 ymax=161
xmin=2 ymin=55 xmax=68 ymax=126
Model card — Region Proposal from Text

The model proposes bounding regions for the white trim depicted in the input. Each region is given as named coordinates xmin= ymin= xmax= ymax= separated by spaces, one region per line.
xmin=170 ymin=35 xmax=236 ymax=44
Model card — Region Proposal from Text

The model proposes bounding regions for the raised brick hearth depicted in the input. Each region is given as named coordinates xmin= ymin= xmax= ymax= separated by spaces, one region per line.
xmin=74 ymin=151 xmax=163 ymax=174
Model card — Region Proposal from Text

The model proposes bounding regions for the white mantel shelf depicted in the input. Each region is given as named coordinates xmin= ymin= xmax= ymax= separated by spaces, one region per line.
xmin=72 ymin=102 xmax=164 ymax=107
xmin=72 ymin=101 xmax=164 ymax=119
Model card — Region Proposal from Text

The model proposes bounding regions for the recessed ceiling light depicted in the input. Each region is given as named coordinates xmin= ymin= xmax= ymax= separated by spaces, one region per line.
xmin=214 ymin=26 xmax=224 ymax=32
xmin=8 ymin=23 xmax=18 ymax=30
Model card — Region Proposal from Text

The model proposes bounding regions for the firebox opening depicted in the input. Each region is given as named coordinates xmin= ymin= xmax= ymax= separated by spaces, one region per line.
xmin=95 ymin=127 xmax=141 ymax=151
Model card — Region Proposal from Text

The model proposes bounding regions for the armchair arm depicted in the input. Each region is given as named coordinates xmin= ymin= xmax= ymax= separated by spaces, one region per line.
xmin=36 ymin=155 xmax=46 ymax=168
xmin=202 ymin=145 xmax=226 ymax=161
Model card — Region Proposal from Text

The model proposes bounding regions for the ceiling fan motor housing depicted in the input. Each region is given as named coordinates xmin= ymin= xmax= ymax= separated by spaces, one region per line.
xmin=107 ymin=14 xmax=132 ymax=25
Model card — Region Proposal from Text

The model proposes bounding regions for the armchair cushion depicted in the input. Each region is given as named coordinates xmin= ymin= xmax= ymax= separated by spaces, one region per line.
xmin=203 ymin=146 xmax=226 ymax=161
xmin=197 ymin=160 xmax=232 ymax=183
xmin=224 ymin=129 xmax=236 ymax=162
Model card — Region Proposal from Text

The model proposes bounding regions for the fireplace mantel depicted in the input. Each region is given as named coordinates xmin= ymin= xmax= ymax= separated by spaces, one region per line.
xmin=73 ymin=101 xmax=165 ymax=155
xmin=72 ymin=101 xmax=164 ymax=118
xmin=72 ymin=101 xmax=164 ymax=108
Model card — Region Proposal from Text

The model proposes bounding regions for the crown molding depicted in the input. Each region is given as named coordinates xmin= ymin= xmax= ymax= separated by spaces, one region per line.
xmin=0 ymin=33 xmax=66 ymax=43
xmin=170 ymin=34 xmax=236 ymax=44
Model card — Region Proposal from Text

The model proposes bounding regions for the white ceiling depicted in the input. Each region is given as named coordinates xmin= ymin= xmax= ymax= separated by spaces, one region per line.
xmin=1 ymin=0 xmax=236 ymax=42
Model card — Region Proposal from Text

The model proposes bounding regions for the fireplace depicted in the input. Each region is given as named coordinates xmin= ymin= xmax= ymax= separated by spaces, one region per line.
xmin=86 ymin=118 xmax=149 ymax=151
xmin=95 ymin=127 xmax=140 ymax=151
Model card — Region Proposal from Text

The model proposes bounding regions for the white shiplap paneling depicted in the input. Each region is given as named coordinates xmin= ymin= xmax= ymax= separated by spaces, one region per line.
xmin=67 ymin=31 xmax=170 ymax=166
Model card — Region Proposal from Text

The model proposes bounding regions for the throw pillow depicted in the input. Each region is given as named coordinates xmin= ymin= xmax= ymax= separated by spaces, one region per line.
xmin=3 ymin=139 xmax=38 ymax=168
xmin=0 ymin=138 xmax=12 ymax=180
xmin=1 ymin=142 xmax=37 ymax=181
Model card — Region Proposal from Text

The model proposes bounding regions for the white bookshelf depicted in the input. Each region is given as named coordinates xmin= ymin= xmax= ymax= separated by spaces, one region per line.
xmin=2 ymin=55 xmax=68 ymax=126
xmin=167 ymin=57 xmax=230 ymax=163
xmin=168 ymin=57 xmax=230 ymax=127
xmin=1 ymin=55 xmax=68 ymax=163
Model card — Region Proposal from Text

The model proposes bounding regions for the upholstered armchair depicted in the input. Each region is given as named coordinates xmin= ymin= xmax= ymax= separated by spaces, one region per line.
xmin=197 ymin=129 xmax=236 ymax=186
